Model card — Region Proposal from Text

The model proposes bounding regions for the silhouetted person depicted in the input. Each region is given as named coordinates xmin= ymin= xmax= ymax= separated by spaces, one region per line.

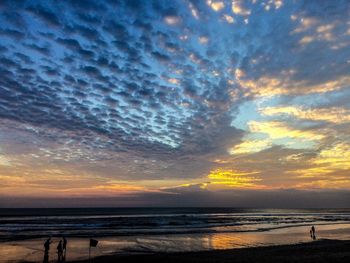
xmin=311 ymin=225 xmax=316 ymax=240
xmin=43 ymin=237 xmax=51 ymax=263
xmin=44 ymin=237 xmax=52 ymax=252
xmin=62 ymin=236 xmax=67 ymax=261
xmin=57 ymin=240 xmax=63 ymax=262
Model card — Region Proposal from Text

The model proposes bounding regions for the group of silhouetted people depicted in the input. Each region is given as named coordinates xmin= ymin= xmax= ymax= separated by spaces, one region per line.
xmin=43 ymin=236 xmax=67 ymax=262
xmin=310 ymin=225 xmax=316 ymax=240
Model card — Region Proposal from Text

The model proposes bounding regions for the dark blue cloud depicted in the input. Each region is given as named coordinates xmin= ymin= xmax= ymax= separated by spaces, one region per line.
xmin=26 ymin=4 xmax=61 ymax=27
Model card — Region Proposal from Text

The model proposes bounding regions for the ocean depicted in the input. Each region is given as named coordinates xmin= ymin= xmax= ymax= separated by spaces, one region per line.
xmin=1 ymin=208 xmax=350 ymax=241
xmin=1 ymin=208 xmax=350 ymax=262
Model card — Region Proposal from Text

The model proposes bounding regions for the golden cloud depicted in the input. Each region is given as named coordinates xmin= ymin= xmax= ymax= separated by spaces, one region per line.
xmin=292 ymin=18 xmax=337 ymax=46
xmin=208 ymin=168 xmax=261 ymax=188
xmin=260 ymin=106 xmax=350 ymax=124
xmin=292 ymin=167 xmax=334 ymax=178
xmin=248 ymin=121 xmax=324 ymax=140
xmin=167 ymin=78 xmax=180 ymax=85
xmin=236 ymin=69 xmax=350 ymax=97
xmin=293 ymin=17 xmax=318 ymax=33
xmin=223 ymin=14 xmax=234 ymax=23
xmin=295 ymin=177 xmax=350 ymax=189
xmin=288 ymin=143 xmax=350 ymax=188
xmin=229 ymin=139 xmax=271 ymax=155
xmin=299 ymin=36 xmax=314 ymax=45
xmin=0 ymin=156 xmax=11 ymax=166
xmin=208 ymin=1 xmax=225 ymax=12
xmin=315 ymin=143 xmax=350 ymax=170
xmin=264 ymin=0 xmax=283 ymax=11
xmin=231 ymin=0 xmax=251 ymax=16
xmin=93 ymin=183 xmax=147 ymax=192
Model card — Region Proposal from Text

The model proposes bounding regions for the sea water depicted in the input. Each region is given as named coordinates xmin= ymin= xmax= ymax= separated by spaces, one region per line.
xmin=1 ymin=208 xmax=350 ymax=262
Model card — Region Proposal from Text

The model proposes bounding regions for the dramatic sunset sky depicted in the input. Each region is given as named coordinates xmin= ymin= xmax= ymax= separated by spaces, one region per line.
xmin=0 ymin=0 xmax=350 ymax=207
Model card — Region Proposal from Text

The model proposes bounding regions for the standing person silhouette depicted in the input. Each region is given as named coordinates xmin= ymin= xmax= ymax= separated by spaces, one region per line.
xmin=57 ymin=240 xmax=63 ymax=262
xmin=62 ymin=236 xmax=67 ymax=261
xmin=44 ymin=237 xmax=51 ymax=252
xmin=311 ymin=225 xmax=316 ymax=240
xmin=43 ymin=237 xmax=51 ymax=263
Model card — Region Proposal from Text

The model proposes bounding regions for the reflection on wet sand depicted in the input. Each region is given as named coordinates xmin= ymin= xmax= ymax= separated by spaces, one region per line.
xmin=1 ymin=224 xmax=350 ymax=263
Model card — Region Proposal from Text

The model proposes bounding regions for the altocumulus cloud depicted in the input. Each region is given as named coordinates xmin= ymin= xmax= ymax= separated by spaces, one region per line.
xmin=0 ymin=0 xmax=350 ymax=206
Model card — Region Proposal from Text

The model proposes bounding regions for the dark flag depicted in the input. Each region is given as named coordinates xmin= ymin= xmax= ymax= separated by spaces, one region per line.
xmin=90 ymin=239 xmax=98 ymax=247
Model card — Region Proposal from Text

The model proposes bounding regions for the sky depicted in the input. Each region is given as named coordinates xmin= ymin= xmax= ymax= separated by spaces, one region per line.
xmin=0 ymin=0 xmax=350 ymax=208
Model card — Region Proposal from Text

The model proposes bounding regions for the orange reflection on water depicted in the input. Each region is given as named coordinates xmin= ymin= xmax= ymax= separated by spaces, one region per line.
xmin=207 ymin=232 xmax=268 ymax=250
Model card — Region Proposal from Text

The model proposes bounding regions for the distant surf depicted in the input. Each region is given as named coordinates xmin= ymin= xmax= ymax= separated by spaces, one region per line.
xmin=1 ymin=208 xmax=350 ymax=242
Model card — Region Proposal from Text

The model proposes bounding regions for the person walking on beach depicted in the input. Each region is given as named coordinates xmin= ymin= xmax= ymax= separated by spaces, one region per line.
xmin=57 ymin=240 xmax=63 ymax=262
xmin=311 ymin=225 xmax=316 ymax=240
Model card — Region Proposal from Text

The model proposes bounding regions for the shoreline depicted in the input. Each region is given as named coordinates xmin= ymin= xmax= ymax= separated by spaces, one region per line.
xmin=3 ymin=223 xmax=350 ymax=263
xmin=68 ymin=239 xmax=350 ymax=263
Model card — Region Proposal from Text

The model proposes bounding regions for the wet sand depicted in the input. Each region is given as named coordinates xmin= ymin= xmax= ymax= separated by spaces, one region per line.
xmin=71 ymin=239 xmax=350 ymax=263
xmin=2 ymin=224 xmax=350 ymax=262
